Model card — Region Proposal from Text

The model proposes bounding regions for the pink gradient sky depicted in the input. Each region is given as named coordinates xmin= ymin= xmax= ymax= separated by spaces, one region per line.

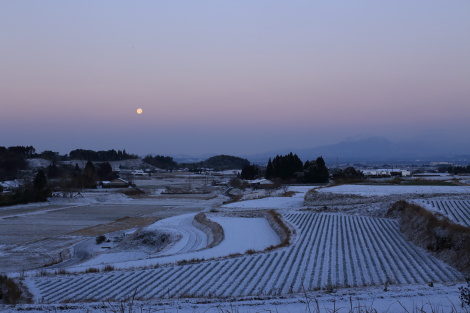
xmin=1 ymin=1 xmax=469 ymax=156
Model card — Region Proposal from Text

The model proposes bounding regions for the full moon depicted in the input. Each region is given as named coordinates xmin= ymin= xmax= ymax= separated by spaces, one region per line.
xmin=136 ymin=108 xmax=143 ymax=114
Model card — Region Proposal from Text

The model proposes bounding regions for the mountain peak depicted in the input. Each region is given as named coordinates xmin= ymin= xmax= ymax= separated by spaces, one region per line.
xmin=341 ymin=135 xmax=392 ymax=145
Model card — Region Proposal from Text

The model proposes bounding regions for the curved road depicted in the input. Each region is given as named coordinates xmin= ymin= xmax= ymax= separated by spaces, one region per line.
xmin=48 ymin=238 xmax=96 ymax=268
xmin=150 ymin=214 xmax=208 ymax=256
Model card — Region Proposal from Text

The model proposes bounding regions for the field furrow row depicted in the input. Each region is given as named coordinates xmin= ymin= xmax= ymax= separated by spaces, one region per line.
xmin=31 ymin=212 xmax=463 ymax=302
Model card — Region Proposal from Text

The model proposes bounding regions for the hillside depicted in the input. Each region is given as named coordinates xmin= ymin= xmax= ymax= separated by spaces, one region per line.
xmin=192 ymin=154 xmax=250 ymax=170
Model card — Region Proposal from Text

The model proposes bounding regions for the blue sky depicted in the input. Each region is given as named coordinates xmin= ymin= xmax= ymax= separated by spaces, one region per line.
xmin=1 ymin=1 xmax=469 ymax=156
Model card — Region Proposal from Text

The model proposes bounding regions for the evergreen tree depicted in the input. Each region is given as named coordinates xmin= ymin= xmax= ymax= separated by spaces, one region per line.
xmin=266 ymin=158 xmax=273 ymax=179
xmin=96 ymin=162 xmax=115 ymax=180
xmin=241 ymin=164 xmax=260 ymax=180
xmin=268 ymin=153 xmax=303 ymax=180
xmin=82 ymin=161 xmax=97 ymax=188
xmin=304 ymin=156 xmax=329 ymax=183
xmin=74 ymin=163 xmax=80 ymax=174
xmin=46 ymin=163 xmax=61 ymax=179
xmin=33 ymin=170 xmax=47 ymax=191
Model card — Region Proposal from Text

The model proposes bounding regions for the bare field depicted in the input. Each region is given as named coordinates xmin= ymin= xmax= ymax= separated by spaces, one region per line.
xmin=0 ymin=177 xmax=228 ymax=273
xmin=71 ymin=216 xmax=161 ymax=236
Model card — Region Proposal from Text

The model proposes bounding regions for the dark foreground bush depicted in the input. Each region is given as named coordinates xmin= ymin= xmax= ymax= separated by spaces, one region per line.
xmin=0 ymin=274 xmax=29 ymax=304
xmin=461 ymin=277 xmax=470 ymax=307
xmin=96 ymin=235 xmax=106 ymax=244
xmin=388 ymin=200 xmax=470 ymax=275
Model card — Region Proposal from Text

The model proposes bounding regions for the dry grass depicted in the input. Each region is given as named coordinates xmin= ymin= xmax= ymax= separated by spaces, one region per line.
xmin=388 ymin=200 xmax=470 ymax=275
xmin=103 ymin=265 xmax=115 ymax=272
xmin=281 ymin=190 xmax=296 ymax=197
xmin=177 ymin=258 xmax=205 ymax=265
xmin=266 ymin=209 xmax=291 ymax=248
xmin=71 ymin=217 xmax=160 ymax=236
xmin=85 ymin=267 xmax=100 ymax=273
xmin=118 ymin=188 xmax=146 ymax=197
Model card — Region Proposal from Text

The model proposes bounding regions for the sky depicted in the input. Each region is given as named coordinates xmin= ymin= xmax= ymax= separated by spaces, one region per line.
xmin=1 ymin=1 xmax=470 ymax=157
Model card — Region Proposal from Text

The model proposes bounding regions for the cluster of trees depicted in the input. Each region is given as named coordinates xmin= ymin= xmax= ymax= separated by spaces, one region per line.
xmin=1 ymin=159 xmax=121 ymax=206
xmin=438 ymin=165 xmax=470 ymax=175
xmin=0 ymin=170 xmax=50 ymax=207
xmin=266 ymin=153 xmax=304 ymax=180
xmin=46 ymin=161 xmax=118 ymax=189
xmin=1 ymin=146 xmax=36 ymax=158
xmin=303 ymin=157 xmax=330 ymax=183
xmin=201 ymin=155 xmax=250 ymax=171
xmin=240 ymin=164 xmax=260 ymax=180
xmin=265 ymin=153 xmax=329 ymax=183
xmin=182 ymin=155 xmax=250 ymax=172
xmin=0 ymin=146 xmax=30 ymax=180
xmin=69 ymin=149 xmax=138 ymax=161
xmin=331 ymin=166 xmax=364 ymax=183
xmin=1 ymin=146 xmax=141 ymax=181
xmin=143 ymin=155 xmax=177 ymax=170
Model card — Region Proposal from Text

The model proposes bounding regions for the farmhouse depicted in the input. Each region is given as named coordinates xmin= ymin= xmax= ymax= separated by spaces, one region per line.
xmin=132 ymin=169 xmax=145 ymax=176
xmin=0 ymin=180 xmax=21 ymax=193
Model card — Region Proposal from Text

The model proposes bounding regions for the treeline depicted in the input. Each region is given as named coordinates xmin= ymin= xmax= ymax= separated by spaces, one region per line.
xmin=241 ymin=153 xmax=329 ymax=183
xmin=46 ymin=161 xmax=118 ymax=184
xmin=330 ymin=167 xmax=364 ymax=183
xmin=0 ymin=160 xmax=121 ymax=206
xmin=0 ymin=146 xmax=139 ymax=180
xmin=143 ymin=155 xmax=177 ymax=170
xmin=181 ymin=155 xmax=250 ymax=172
xmin=0 ymin=170 xmax=50 ymax=207
xmin=0 ymin=146 xmax=30 ymax=180
xmin=439 ymin=165 xmax=470 ymax=175
xmin=69 ymin=149 xmax=138 ymax=161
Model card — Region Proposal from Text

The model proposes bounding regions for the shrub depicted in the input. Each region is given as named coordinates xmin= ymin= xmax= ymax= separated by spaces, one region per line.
xmin=96 ymin=235 xmax=106 ymax=244
xmin=0 ymin=275 xmax=24 ymax=304
xmin=103 ymin=265 xmax=115 ymax=272
xmin=177 ymin=258 xmax=205 ymax=265
xmin=85 ymin=267 xmax=100 ymax=273
xmin=461 ymin=277 xmax=470 ymax=307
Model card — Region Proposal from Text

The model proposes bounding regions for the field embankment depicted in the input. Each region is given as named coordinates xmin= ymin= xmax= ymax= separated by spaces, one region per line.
xmin=388 ymin=200 xmax=470 ymax=275
xmin=264 ymin=210 xmax=291 ymax=248
xmin=193 ymin=212 xmax=224 ymax=248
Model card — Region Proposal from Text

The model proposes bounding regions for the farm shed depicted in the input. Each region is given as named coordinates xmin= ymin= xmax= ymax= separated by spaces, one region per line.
xmin=101 ymin=178 xmax=130 ymax=188
xmin=245 ymin=178 xmax=274 ymax=188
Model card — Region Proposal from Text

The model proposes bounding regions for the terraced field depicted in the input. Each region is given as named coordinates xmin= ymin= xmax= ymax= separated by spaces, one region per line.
xmin=29 ymin=213 xmax=462 ymax=302
xmin=417 ymin=200 xmax=470 ymax=227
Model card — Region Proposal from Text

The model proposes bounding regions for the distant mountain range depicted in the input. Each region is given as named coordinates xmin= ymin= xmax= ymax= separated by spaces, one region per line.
xmin=243 ymin=136 xmax=470 ymax=165
xmin=171 ymin=136 xmax=470 ymax=165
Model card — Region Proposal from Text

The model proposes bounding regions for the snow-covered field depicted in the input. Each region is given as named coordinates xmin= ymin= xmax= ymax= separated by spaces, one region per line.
xmin=27 ymin=211 xmax=461 ymax=303
xmin=318 ymin=184 xmax=470 ymax=196
xmin=3 ymin=282 xmax=466 ymax=313
xmin=222 ymin=186 xmax=312 ymax=210
xmin=415 ymin=199 xmax=470 ymax=227
xmin=70 ymin=214 xmax=280 ymax=269
xmin=2 ymin=181 xmax=470 ymax=312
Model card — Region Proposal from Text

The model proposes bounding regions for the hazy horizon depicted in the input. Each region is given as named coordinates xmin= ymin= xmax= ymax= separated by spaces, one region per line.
xmin=2 ymin=1 xmax=469 ymax=156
